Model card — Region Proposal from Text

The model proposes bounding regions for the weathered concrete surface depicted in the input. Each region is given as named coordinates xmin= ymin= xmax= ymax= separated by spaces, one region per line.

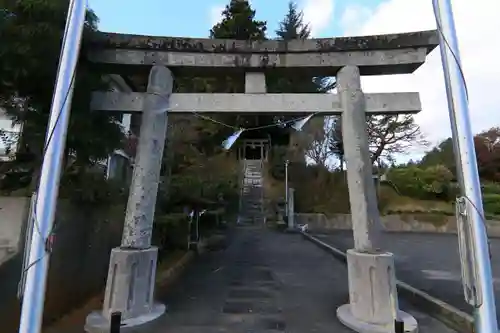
xmin=336 ymin=65 xmax=411 ymax=332
xmin=143 ymin=227 xmax=455 ymax=332
xmin=0 ymin=201 xmax=125 ymax=333
xmin=85 ymin=247 xmax=165 ymax=333
xmin=89 ymin=48 xmax=429 ymax=76
xmin=88 ymin=28 xmax=438 ymax=76
xmin=89 ymin=30 xmax=438 ymax=54
xmin=86 ymin=66 xmax=172 ymax=332
xmin=0 ymin=197 xmax=30 ymax=265
xmin=313 ymin=230 xmax=500 ymax=320
xmin=339 ymin=250 xmax=418 ymax=333
xmin=121 ymin=66 xmax=173 ymax=248
xmin=338 ymin=65 xmax=383 ymax=252
xmin=245 ymin=72 xmax=266 ymax=93
xmin=296 ymin=213 xmax=500 ymax=237
xmin=91 ymin=92 xmax=422 ymax=115
xmin=102 ymin=247 xmax=159 ymax=320
xmin=345 ymin=250 xmax=399 ymax=323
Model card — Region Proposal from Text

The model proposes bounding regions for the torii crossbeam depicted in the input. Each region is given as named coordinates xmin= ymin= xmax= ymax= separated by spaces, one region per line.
xmin=91 ymin=91 xmax=421 ymax=115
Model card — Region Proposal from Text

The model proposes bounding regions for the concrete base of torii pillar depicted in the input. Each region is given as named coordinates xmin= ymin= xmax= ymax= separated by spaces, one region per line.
xmin=85 ymin=248 xmax=166 ymax=333
xmin=336 ymin=250 xmax=417 ymax=333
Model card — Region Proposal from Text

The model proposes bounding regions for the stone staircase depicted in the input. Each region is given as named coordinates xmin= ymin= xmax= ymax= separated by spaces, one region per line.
xmin=238 ymin=160 xmax=265 ymax=225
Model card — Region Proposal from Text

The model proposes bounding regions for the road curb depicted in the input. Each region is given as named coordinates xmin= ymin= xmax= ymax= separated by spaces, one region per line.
xmin=301 ymin=232 xmax=474 ymax=333
xmin=156 ymin=251 xmax=195 ymax=287
xmin=157 ymin=232 xmax=229 ymax=287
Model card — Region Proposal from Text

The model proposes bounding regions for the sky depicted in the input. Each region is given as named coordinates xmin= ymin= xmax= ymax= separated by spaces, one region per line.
xmin=86 ymin=0 xmax=500 ymax=162
xmin=88 ymin=0 xmax=380 ymax=38
xmin=3 ymin=0 xmax=500 ymax=162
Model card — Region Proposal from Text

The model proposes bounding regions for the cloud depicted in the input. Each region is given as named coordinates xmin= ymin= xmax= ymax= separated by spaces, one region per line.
xmin=339 ymin=0 xmax=500 ymax=158
xmin=209 ymin=4 xmax=225 ymax=27
xmin=301 ymin=0 xmax=335 ymax=36
xmin=208 ymin=0 xmax=255 ymax=28
xmin=339 ymin=4 xmax=372 ymax=36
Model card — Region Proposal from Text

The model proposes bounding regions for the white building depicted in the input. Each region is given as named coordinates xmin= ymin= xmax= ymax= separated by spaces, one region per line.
xmin=101 ymin=75 xmax=136 ymax=184
xmin=0 ymin=75 xmax=135 ymax=183
xmin=0 ymin=109 xmax=21 ymax=162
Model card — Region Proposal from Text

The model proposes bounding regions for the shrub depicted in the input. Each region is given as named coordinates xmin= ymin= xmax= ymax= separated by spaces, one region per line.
xmin=293 ymin=167 xmax=350 ymax=214
xmin=482 ymin=182 xmax=500 ymax=195
xmin=387 ymin=165 xmax=455 ymax=201
xmin=269 ymin=146 xmax=288 ymax=181
xmin=483 ymin=194 xmax=500 ymax=217
xmin=199 ymin=209 xmax=225 ymax=236
xmin=377 ymin=185 xmax=397 ymax=213
xmin=153 ymin=213 xmax=190 ymax=253
xmin=59 ymin=171 xmax=128 ymax=206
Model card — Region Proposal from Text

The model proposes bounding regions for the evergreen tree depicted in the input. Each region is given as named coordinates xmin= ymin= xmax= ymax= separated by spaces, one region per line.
xmin=276 ymin=2 xmax=310 ymax=40
xmin=166 ymin=0 xmax=270 ymax=162
xmin=209 ymin=0 xmax=267 ymax=95
xmin=270 ymin=2 xmax=334 ymax=143
xmin=161 ymin=1 xmax=268 ymax=209
xmin=210 ymin=0 xmax=267 ymax=40
xmin=270 ymin=2 xmax=333 ymax=94
xmin=205 ymin=0 xmax=270 ymax=135
xmin=0 ymin=0 xmax=124 ymax=186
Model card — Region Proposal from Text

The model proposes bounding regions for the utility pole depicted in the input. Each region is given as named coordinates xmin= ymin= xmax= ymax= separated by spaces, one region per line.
xmin=17 ymin=1 xmax=87 ymax=333
xmin=432 ymin=1 xmax=498 ymax=333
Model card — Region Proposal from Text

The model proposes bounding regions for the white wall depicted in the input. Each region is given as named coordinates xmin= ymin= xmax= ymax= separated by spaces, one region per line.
xmin=0 ymin=196 xmax=29 ymax=265
xmin=0 ymin=109 xmax=21 ymax=161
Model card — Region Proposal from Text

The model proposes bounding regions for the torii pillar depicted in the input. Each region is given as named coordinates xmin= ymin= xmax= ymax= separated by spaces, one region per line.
xmin=85 ymin=65 xmax=172 ymax=332
xmin=336 ymin=65 xmax=417 ymax=333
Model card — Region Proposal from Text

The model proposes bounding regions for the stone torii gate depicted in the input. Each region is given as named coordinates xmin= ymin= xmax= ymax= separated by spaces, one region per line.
xmin=85 ymin=31 xmax=438 ymax=333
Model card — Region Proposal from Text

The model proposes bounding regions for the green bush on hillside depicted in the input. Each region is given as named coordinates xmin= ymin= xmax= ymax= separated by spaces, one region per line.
xmin=387 ymin=165 xmax=456 ymax=201
xmin=482 ymin=182 xmax=500 ymax=195
xmin=483 ymin=194 xmax=500 ymax=217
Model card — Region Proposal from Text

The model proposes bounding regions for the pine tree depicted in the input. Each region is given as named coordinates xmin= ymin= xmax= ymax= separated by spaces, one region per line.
xmin=271 ymin=2 xmax=336 ymax=166
xmin=162 ymin=1 xmax=269 ymax=209
xmin=210 ymin=0 xmax=267 ymax=40
xmin=206 ymin=0 xmax=269 ymax=132
xmin=270 ymin=2 xmax=333 ymax=94
xmin=276 ymin=2 xmax=310 ymax=40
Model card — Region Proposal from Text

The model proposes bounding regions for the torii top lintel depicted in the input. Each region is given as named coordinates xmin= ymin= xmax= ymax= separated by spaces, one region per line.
xmin=88 ymin=30 xmax=439 ymax=76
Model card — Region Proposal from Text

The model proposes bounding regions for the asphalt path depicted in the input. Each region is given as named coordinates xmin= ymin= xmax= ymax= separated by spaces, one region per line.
xmin=313 ymin=230 xmax=500 ymax=319
xmin=150 ymin=227 xmax=456 ymax=332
